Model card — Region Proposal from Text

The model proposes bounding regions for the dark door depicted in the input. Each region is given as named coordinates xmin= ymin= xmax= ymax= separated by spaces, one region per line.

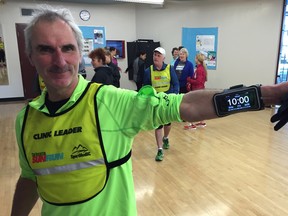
xmin=126 ymin=40 xmax=160 ymax=80
xmin=16 ymin=23 xmax=39 ymax=99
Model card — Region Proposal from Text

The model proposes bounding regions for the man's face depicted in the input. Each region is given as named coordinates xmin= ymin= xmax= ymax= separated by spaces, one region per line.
xmin=28 ymin=19 xmax=81 ymax=95
xmin=153 ymin=52 xmax=164 ymax=68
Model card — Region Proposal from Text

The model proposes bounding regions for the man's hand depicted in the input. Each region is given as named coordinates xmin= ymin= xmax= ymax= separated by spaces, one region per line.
xmin=271 ymin=95 xmax=288 ymax=131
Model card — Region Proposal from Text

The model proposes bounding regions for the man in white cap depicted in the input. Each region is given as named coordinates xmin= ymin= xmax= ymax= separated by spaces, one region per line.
xmin=143 ymin=47 xmax=180 ymax=161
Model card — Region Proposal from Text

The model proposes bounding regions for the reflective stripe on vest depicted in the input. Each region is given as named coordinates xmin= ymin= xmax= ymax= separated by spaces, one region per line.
xmin=150 ymin=64 xmax=171 ymax=92
xmin=33 ymin=158 xmax=105 ymax=175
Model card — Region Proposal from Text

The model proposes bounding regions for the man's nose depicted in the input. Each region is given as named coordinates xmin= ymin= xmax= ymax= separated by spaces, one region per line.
xmin=53 ymin=48 xmax=66 ymax=67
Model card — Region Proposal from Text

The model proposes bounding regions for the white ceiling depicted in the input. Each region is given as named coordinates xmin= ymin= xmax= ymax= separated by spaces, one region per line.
xmin=30 ymin=0 xmax=200 ymax=5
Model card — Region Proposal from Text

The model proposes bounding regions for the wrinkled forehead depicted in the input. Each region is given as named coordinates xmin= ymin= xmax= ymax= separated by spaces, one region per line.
xmin=32 ymin=19 xmax=69 ymax=34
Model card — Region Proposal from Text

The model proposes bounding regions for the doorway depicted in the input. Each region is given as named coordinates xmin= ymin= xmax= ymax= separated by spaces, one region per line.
xmin=15 ymin=23 xmax=39 ymax=99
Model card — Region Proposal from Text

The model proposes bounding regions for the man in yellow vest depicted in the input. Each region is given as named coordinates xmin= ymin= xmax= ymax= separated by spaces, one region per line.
xmin=11 ymin=5 xmax=288 ymax=216
xmin=143 ymin=47 xmax=179 ymax=161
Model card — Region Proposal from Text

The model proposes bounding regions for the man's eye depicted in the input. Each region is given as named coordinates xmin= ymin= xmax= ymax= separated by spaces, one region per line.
xmin=39 ymin=46 xmax=54 ymax=53
xmin=62 ymin=45 xmax=75 ymax=52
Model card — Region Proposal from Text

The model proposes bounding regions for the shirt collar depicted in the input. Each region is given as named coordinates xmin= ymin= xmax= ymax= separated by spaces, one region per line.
xmin=29 ymin=75 xmax=89 ymax=114
xmin=153 ymin=63 xmax=167 ymax=71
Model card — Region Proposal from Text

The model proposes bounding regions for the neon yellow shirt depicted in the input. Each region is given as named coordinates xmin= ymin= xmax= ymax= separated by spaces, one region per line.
xmin=15 ymin=76 xmax=183 ymax=216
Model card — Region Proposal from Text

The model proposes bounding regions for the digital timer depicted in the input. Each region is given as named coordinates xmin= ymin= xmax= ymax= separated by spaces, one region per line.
xmin=213 ymin=84 xmax=264 ymax=117
xmin=227 ymin=95 xmax=249 ymax=107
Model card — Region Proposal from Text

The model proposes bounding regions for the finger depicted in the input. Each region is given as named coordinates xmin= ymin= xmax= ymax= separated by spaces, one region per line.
xmin=274 ymin=120 xmax=288 ymax=131
xmin=271 ymin=114 xmax=281 ymax=123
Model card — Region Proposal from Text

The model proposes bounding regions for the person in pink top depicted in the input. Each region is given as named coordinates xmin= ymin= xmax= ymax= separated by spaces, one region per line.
xmin=184 ymin=53 xmax=208 ymax=129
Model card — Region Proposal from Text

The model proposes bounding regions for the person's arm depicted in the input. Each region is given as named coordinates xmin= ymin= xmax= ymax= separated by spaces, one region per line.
xmin=138 ymin=63 xmax=145 ymax=83
xmin=189 ymin=62 xmax=194 ymax=77
xmin=180 ymin=90 xmax=219 ymax=122
xmin=180 ymin=81 xmax=288 ymax=122
xmin=261 ymin=82 xmax=288 ymax=105
xmin=142 ymin=67 xmax=151 ymax=86
xmin=125 ymin=62 xmax=133 ymax=73
xmin=11 ymin=177 xmax=39 ymax=216
xmin=170 ymin=66 xmax=180 ymax=94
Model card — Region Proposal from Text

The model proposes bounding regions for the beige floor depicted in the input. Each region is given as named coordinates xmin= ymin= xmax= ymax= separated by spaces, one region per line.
xmin=1 ymin=101 xmax=288 ymax=216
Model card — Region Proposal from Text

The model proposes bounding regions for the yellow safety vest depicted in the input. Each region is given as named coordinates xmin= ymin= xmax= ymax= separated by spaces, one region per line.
xmin=22 ymin=83 xmax=131 ymax=205
xmin=150 ymin=64 xmax=171 ymax=92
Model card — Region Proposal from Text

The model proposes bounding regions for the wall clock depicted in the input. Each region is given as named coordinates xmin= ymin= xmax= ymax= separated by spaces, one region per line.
xmin=79 ymin=10 xmax=90 ymax=21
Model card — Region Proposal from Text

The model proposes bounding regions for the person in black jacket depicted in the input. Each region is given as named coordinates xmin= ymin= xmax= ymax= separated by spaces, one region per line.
xmin=89 ymin=48 xmax=114 ymax=85
xmin=104 ymin=49 xmax=121 ymax=88
xmin=133 ymin=51 xmax=147 ymax=91
xmin=125 ymin=51 xmax=147 ymax=91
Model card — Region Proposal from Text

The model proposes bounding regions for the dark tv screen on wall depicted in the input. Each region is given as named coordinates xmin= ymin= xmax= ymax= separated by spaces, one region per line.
xmin=106 ymin=40 xmax=125 ymax=58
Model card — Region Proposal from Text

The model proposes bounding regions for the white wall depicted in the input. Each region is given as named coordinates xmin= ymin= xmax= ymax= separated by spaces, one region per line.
xmin=136 ymin=0 xmax=283 ymax=88
xmin=0 ymin=1 xmax=137 ymax=99
xmin=0 ymin=0 xmax=283 ymax=99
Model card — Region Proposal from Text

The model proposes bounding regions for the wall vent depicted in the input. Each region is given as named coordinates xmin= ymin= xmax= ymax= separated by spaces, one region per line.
xmin=21 ymin=8 xmax=35 ymax=16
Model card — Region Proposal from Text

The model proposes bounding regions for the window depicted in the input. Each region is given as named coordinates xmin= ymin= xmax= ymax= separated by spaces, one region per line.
xmin=276 ymin=0 xmax=288 ymax=84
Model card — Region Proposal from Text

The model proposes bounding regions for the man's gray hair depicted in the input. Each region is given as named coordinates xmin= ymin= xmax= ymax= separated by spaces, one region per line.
xmin=24 ymin=5 xmax=84 ymax=56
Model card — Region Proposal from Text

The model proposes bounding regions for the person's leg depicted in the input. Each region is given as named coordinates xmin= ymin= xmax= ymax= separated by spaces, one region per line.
xmin=155 ymin=128 xmax=163 ymax=149
xmin=155 ymin=126 xmax=164 ymax=161
xmin=163 ymin=123 xmax=171 ymax=149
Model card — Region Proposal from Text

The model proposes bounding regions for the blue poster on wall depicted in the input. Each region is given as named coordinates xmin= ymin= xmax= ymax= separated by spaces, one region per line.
xmin=182 ymin=27 xmax=218 ymax=70
xmin=79 ymin=26 xmax=106 ymax=65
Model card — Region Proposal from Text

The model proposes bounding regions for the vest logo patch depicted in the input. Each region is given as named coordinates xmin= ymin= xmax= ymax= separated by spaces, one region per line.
xmin=32 ymin=152 xmax=64 ymax=163
xmin=71 ymin=144 xmax=91 ymax=159
xmin=155 ymin=75 xmax=168 ymax=80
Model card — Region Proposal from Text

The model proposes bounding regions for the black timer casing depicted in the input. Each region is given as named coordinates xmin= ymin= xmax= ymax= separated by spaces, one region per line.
xmin=213 ymin=84 xmax=264 ymax=117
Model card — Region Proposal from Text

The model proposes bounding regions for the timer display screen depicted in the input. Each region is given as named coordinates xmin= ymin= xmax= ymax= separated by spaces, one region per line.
xmin=226 ymin=91 xmax=257 ymax=112
xmin=213 ymin=86 xmax=263 ymax=116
